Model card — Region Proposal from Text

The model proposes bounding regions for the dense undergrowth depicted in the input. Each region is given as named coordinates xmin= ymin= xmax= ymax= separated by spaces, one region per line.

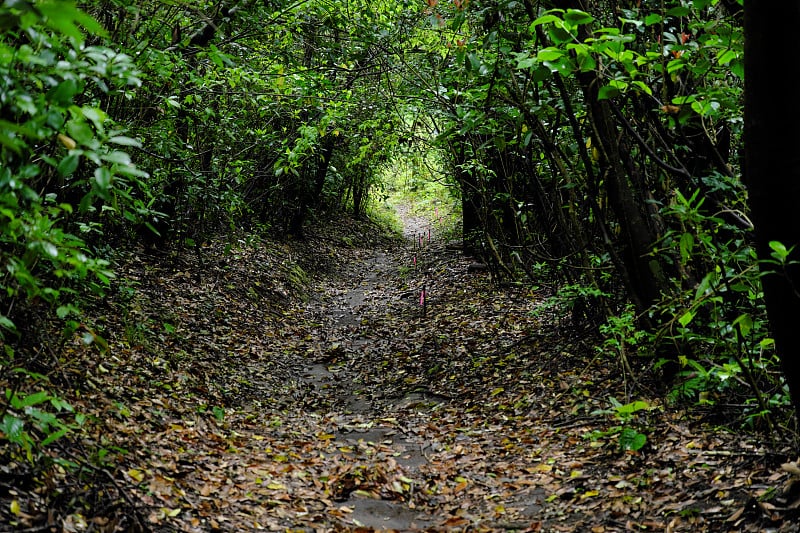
xmin=2 ymin=1 xmax=800 ymax=530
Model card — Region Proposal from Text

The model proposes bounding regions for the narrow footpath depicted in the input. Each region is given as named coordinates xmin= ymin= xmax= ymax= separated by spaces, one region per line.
xmin=7 ymin=204 xmax=794 ymax=532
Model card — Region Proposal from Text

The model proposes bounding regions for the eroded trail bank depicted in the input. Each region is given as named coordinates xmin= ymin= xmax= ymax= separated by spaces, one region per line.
xmin=3 ymin=209 xmax=796 ymax=532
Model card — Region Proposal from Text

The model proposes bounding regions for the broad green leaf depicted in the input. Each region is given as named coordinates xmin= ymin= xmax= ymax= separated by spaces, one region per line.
xmin=564 ymin=9 xmax=593 ymax=26
xmin=537 ymin=47 xmax=564 ymax=62
xmin=733 ymin=313 xmax=753 ymax=337
xmin=530 ymin=14 xmax=563 ymax=29
xmin=0 ymin=414 xmax=24 ymax=442
xmin=66 ymin=121 xmax=94 ymax=144
xmin=40 ymin=241 xmax=58 ymax=258
xmin=619 ymin=427 xmax=647 ymax=451
xmin=101 ymin=150 xmax=132 ymax=166
xmin=48 ymin=79 xmax=80 ymax=106
xmin=644 ymin=14 xmax=663 ymax=25
xmin=108 ymin=136 xmax=141 ymax=147
xmin=80 ymin=107 xmax=107 ymax=133
xmin=666 ymin=6 xmax=691 ymax=17
xmin=57 ymin=153 xmax=80 ymax=177
xmin=597 ymin=85 xmax=620 ymax=100
xmin=12 ymin=390 xmax=50 ymax=409
xmin=679 ymin=232 xmax=694 ymax=264
xmin=678 ymin=310 xmax=694 ymax=327
xmin=769 ymin=240 xmax=790 ymax=262
xmin=615 ymin=400 xmax=649 ymax=416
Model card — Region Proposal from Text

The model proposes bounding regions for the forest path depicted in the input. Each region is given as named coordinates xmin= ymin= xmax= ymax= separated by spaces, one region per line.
xmin=33 ymin=203 xmax=793 ymax=533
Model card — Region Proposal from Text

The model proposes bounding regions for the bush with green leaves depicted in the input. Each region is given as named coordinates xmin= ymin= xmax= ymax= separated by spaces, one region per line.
xmin=0 ymin=0 xmax=147 ymax=466
xmin=0 ymin=0 xmax=146 ymax=340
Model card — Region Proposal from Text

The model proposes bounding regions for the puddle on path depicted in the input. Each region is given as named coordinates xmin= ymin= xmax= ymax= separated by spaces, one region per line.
xmin=334 ymin=426 xmax=428 ymax=469
xmin=339 ymin=497 xmax=434 ymax=531
xmin=297 ymin=207 xmax=442 ymax=530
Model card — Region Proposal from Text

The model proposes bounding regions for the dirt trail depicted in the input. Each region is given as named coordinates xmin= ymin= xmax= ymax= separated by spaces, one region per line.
xmin=295 ymin=204 xmax=449 ymax=529
xmin=13 ymin=202 xmax=791 ymax=533
xmin=261 ymin=203 xmax=794 ymax=532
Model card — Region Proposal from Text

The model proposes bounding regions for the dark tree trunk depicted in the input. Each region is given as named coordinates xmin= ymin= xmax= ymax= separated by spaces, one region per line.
xmin=453 ymin=141 xmax=482 ymax=256
xmin=743 ymin=1 xmax=800 ymax=426
xmin=578 ymin=70 xmax=666 ymax=314
xmin=312 ymin=136 xmax=337 ymax=203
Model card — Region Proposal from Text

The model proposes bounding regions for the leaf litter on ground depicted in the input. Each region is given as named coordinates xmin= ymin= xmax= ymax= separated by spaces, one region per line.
xmin=1 ymin=207 xmax=798 ymax=532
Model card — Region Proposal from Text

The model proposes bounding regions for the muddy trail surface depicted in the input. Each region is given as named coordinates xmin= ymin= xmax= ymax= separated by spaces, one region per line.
xmin=3 ymin=204 xmax=798 ymax=533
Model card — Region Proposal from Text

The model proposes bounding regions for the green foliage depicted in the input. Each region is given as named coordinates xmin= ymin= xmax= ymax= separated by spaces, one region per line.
xmin=0 ymin=0 xmax=149 ymax=482
xmin=650 ymin=179 xmax=786 ymax=426
xmin=0 ymin=0 xmax=146 ymax=339
xmin=586 ymin=398 xmax=653 ymax=452
xmin=1 ymin=346 xmax=84 ymax=465
xmin=598 ymin=304 xmax=652 ymax=363
xmin=418 ymin=0 xmax=791 ymax=433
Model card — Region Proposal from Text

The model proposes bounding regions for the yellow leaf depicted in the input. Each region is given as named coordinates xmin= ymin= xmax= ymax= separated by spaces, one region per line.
xmin=57 ymin=133 xmax=77 ymax=150
xmin=581 ymin=490 xmax=599 ymax=499
xmin=127 ymin=468 xmax=145 ymax=482
xmin=267 ymin=482 xmax=285 ymax=490
xmin=10 ymin=500 xmax=20 ymax=516
xmin=318 ymin=433 xmax=335 ymax=440
xmin=165 ymin=507 xmax=181 ymax=517
xmin=490 ymin=387 xmax=504 ymax=396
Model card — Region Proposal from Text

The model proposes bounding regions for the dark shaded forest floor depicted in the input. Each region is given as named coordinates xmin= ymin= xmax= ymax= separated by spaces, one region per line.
xmin=3 ymin=204 xmax=800 ymax=532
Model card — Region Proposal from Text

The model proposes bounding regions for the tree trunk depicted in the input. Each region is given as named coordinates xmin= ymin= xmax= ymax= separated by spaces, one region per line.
xmin=743 ymin=1 xmax=800 ymax=426
xmin=578 ymin=70 xmax=667 ymax=314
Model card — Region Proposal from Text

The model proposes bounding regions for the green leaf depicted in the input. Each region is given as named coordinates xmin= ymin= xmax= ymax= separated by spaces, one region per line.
xmin=619 ymin=427 xmax=647 ymax=451
xmin=57 ymin=153 xmax=81 ymax=177
xmin=66 ymin=121 xmax=94 ymax=144
xmin=37 ymin=1 xmax=106 ymax=43
xmin=615 ymin=400 xmax=650 ymax=417
xmin=11 ymin=391 xmax=50 ymax=409
xmin=0 ymin=315 xmax=17 ymax=336
xmin=666 ymin=6 xmax=691 ymax=17
xmin=537 ymin=47 xmax=564 ymax=62
xmin=0 ymin=414 xmax=25 ymax=442
xmin=679 ymin=232 xmax=694 ymax=264
xmin=41 ymin=427 xmax=69 ymax=446
xmin=644 ymin=14 xmax=663 ymax=26
xmin=101 ymin=150 xmax=132 ymax=166
xmin=40 ymin=241 xmax=58 ymax=258
xmin=733 ymin=313 xmax=753 ymax=338
xmin=80 ymin=107 xmax=107 ymax=133
xmin=48 ymin=79 xmax=80 ymax=106
xmin=597 ymin=85 xmax=620 ymax=100
xmin=564 ymin=9 xmax=593 ymax=26
xmin=530 ymin=13 xmax=563 ymax=29
xmin=769 ymin=240 xmax=791 ymax=262
xmin=108 ymin=136 xmax=141 ymax=147
xmin=678 ymin=310 xmax=694 ymax=327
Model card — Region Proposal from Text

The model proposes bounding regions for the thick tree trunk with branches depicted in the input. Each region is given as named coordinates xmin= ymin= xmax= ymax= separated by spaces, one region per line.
xmin=744 ymin=1 xmax=800 ymax=429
